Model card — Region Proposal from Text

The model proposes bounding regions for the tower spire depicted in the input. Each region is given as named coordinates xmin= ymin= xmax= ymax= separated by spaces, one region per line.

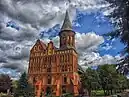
xmin=61 ymin=10 xmax=72 ymax=31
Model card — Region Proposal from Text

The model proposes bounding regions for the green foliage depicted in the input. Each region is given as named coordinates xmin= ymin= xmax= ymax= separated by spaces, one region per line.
xmin=11 ymin=80 xmax=18 ymax=93
xmin=80 ymin=68 xmax=100 ymax=96
xmin=104 ymin=0 xmax=129 ymax=46
xmin=97 ymin=64 xmax=129 ymax=95
xmin=91 ymin=90 xmax=105 ymax=96
xmin=80 ymin=64 xmax=128 ymax=96
xmin=104 ymin=0 xmax=129 ymax=74
xmin=61 ymin=93 xmax=74 ymax=97
xmin=97 ymin=65 xmax=119 ymax=95
xmin=14 ymin=72 xmax=35 ymax=97
xmin=0 ymin=74 xmax=12 ymax=93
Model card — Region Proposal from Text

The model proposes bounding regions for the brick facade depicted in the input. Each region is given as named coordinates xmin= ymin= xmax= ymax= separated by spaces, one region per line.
xmin=28 ymin=11 xmax=80 ymax=97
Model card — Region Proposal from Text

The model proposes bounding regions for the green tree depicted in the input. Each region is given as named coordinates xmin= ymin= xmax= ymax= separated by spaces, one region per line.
xmin=11 ymin=80 xmax=18 ymax=93
xmin=126 ymin=79 xmax=129 ymax=89
xmin=80 ymin=68 xmax=100 ymax=96
xmin=14 ymin=72 xmax=35 ymax=97
xmin=97 ymin=65 xmax=118 ymax=95
xmin=104 ymin=0 xmax=129 ymax=74
xmin=79 ymin=64 xmax=128 ymax=96
xmin=97 ymin=64 xmax=127 ymax=95
xmin=117 ymin=74 xmax=128 ymax=92
xmin=0 ymin=74 xmax=12 ymax=93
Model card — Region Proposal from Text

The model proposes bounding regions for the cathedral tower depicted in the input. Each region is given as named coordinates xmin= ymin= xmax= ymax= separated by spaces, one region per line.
xmin=28 ymin=10 xmax=80 ymax=97
xmin=59 ymin=10 xmax=76 ymax=49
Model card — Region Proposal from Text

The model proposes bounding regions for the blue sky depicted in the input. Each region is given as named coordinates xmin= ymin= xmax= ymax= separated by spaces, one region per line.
xmin=40 ymin=9 xmax=124 ymax=56
xmin=0 ymin=0 xmax=124 ymax=79
xmin=73 ymin=10 xmax=124 ymax=56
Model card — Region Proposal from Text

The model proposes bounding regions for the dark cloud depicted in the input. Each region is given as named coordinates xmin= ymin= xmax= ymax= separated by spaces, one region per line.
xmin=0 ymin=0 xmax=110 ymax=78
xmin=16 ymin=28 xmax=38 ymax=42
xmin=0 ymin=50 xmax=7 ymax=63
xmin=0 ymin=57 xmax=7 ymax=63
xmin=0 ymin=0 xmax=77 ymax=30
xmin=0 ymin=0 xmax=52 ymax=28
xmin=1 ymin=62 xmax=26 ymax=72
xmin=0 ymin=42 xmax=13 ymax=51
xmin=0 ymin=24 xmax=38 ymax=42
xmin=0 ymin=32 xmax=15 ymax=41
xmin=7 ymin=47 xmax=30 ymax=60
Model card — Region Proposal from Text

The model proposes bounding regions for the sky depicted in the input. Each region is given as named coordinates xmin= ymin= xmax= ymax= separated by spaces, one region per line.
xmin=0 ymin=0 xmax=125 ymax=79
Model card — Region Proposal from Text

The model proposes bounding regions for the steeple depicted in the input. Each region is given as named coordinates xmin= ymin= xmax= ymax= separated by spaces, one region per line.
xmin=59 ymin=10 xmax=76 ymax=49
xmin=61 ymin=10 xmax=72 ymax=31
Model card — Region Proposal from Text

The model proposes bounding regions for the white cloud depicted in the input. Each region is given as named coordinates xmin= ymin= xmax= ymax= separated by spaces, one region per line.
xmin=102 ymin=43 xmax=113 ymax=50
xmin=0 ymin=0 xmax=114 ymax=79
xmin=79 ymin=52 xmax=121 ymax=67
xmin=0 ymin=29 xmax=120 ymax=79
xmin=0 ymin=0 xmax=110 ymax=30
xmin=50 ymin=32 xmax=119 ymax=68
xmin=75 ymin=32 xmax=121 ymax=67
xmin=75 ymin=32 xmax=104 ymax=52
xmin=103 ymin=7 xmax=116 ymax=16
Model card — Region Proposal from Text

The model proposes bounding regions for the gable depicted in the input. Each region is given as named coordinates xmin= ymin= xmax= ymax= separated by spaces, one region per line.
xmin=47 ymin=41 xmax=57 ymax=55
xmin=31 ymin=40 xmax=46 ymax=53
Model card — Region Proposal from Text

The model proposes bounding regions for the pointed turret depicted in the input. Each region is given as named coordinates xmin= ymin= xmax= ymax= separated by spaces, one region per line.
xmin=61 ymin=10 xmax=72 ymax=31
xmin=59 ymin=10 xmax=76 ymax=49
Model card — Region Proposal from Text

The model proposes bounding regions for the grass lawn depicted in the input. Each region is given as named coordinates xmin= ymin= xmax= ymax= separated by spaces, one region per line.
xmin=92 ymin=90 xmax=105 ymax=96
xmin=0 ymin=93 xmax=13 ymax=97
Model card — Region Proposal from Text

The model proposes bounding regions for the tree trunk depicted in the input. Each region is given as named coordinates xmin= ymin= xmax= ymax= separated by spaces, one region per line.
xmin=88 ymin=90 xmax=91 ymax=96
xmin=104 ymin=90 xmax=107 ymax=96
xmin=107 ymin=90 xmax=110 ymax=95
xmin=111 ymin=89 xmax=113 ymax=95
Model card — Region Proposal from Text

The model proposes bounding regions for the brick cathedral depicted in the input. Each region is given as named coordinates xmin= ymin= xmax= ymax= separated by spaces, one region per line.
xmin=28 ymin=11 xmax=81 ymax=97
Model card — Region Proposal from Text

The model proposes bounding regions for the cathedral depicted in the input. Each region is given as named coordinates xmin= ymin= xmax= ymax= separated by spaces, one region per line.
xmin=28 ymin=11 xmax=81 ymax=97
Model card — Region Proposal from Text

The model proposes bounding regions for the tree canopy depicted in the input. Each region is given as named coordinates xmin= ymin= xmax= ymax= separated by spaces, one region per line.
xmin=0 ymin=74 xmax=12 ymax=93
xmin=104 ymin=0 xmax=129 ymax=74
xmin=79 ymin=64 xmax=129 ymax=96
xmin=14 ymin=72 xmax=35 ymax=97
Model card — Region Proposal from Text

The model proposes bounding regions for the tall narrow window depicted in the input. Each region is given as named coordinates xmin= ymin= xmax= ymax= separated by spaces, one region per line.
xmin=63 ymin=55 xmax=64 ymax=62
xmin=60 ymin=55 xmax=62 ymax=62
xmin=62 ymin=66 xmax=64 ymax=72
xmin=65 ymin=66 xmax=67 ymax=71
xmin=70 ymin=36 xmax=72 ymax=45
xmin=48 ymin=75 xmax=51 ymax=84
xmin=64 ymin=77 xmax=67 ymax=84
